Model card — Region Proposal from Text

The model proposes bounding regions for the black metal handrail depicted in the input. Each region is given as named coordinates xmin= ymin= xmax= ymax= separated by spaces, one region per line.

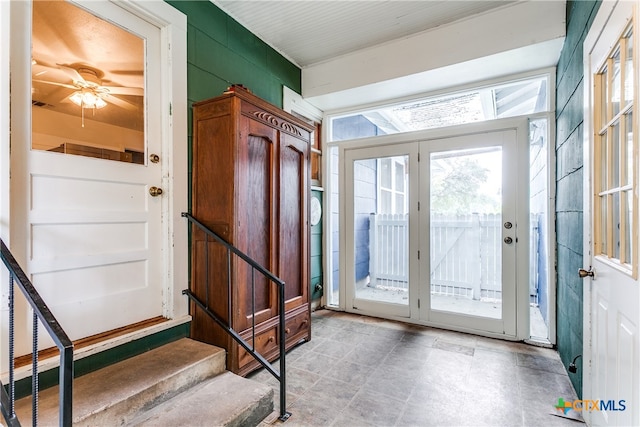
xmin=181 ymin=212 xmax=291 ymax=421
xmin=0 ymin=239 xmax=74 ymax=427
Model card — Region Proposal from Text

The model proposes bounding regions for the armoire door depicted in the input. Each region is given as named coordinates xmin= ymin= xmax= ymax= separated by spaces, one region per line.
xmin=236 ymin=116 xmax=279 ymax=330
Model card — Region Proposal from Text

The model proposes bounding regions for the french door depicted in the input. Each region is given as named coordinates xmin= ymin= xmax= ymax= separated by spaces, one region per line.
xmin=344 ymin=125 xmax=523 ymax=337
xmin=344 ymin=143 xmax=419 ymax=318
xmin=420 ymin=130 xmax=518 ymax=336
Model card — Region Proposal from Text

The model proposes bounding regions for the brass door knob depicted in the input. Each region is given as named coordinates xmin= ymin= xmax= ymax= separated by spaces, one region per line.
xmin=578 ymin=268 xmax=595 ymax=279
xmin=149 ymin=186 xmax=163 ymax=197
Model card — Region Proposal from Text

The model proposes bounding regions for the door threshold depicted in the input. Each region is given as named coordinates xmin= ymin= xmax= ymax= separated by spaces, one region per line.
xmin=11 ymin=315 xmax=191 ymax=379
xmin=524 ymin=337 xmax=553 ymax=348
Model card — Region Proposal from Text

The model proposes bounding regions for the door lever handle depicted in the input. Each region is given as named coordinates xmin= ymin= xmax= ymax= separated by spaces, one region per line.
xmin=578 ymin=267 xmax=595 ymax=279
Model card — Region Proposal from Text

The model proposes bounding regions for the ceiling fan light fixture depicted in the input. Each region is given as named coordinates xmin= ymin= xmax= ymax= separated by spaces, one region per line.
xmin=70 ymin=90 xmax=107 ymax=109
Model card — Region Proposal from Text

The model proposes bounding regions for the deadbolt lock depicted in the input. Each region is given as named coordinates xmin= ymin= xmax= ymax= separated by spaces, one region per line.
xmin=150 ymin=154 xmax=160 ymax=163
xmin=504 ymin=222 xmax=513 ymax=229
xmin=504 ymin=236 xmax=513 ymax=244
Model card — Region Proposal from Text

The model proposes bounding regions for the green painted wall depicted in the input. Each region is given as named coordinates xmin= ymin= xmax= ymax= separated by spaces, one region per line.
xmin=164 ymin=0 xmax=302 ymax=217
xmin=555 ymin=0 xmax=601 ymax=398
xmin=166 ymin=0 xmax=301 ymax=109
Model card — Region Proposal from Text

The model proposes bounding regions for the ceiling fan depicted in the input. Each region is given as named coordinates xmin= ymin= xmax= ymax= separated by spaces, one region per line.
xmin=32 ymin=61 xmax=143 ymax=111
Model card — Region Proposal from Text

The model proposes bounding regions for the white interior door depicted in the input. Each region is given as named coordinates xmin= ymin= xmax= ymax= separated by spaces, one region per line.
xmin=11 ymin=0 xmax=165 ymax=355
xmin=420 ymin=129 xmax=519 ymax=336
xmin=583 ymin=2 xmax=640 ymax=425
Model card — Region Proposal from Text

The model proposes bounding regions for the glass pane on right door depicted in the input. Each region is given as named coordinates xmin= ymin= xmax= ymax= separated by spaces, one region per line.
xmin=430 ymin=147 xmax=503 ymax=319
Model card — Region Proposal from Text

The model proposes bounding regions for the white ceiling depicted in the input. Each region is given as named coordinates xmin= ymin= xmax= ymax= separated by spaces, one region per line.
xmin=213 ymin=1 xmax=566 ymax=112
xmin=213 ymin=1 xmax=513 ymax=67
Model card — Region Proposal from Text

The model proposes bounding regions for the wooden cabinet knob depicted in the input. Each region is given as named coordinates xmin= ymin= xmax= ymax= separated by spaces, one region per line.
xmin=285 ymin=328 xmax=291 ymax=334
xmin=268 ymin=336 xmax=275 ymax=343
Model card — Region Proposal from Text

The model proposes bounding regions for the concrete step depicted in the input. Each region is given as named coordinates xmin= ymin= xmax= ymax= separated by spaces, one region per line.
xmin=16 ymin=338 xmax=226 ymax=426
xmin=129 ymin=371 xmax=274 ymax=427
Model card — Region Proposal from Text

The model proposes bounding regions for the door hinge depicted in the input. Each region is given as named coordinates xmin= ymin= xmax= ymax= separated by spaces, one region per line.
xmin=418 ymin=250 xmax=420 ymax=260
xmin=418 ymin=152 xmax=420 ymax=162
xmin=418 ymin=201 xmax=420 ymax=211
xmin=418 ymin=299 xmax=420 ymax=309
xmin=169 ymin=102 xmax=172 ymax=116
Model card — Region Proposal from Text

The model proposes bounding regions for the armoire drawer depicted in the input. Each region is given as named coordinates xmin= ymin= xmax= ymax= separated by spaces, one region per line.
xmin=237 ymin=326 xmax=279 ymax=368
xmin=285 ymin=311 xmax=310 ymax=340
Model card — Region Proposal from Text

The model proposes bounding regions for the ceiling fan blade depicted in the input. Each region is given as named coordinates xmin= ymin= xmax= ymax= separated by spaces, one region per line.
xmin=105 ymin=94 xmax=139 ymax=111
xmin=103 ymin=86 xmax=144 ymax=97
xmin=32 ymin=79 xmax=78 ymax=90
xmin=55 ymin=63 xmax=84 ymax=83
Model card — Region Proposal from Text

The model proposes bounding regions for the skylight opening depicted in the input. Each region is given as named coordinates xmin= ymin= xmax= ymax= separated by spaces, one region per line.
xmin=329 ymin=75 xmax=549 ymax=142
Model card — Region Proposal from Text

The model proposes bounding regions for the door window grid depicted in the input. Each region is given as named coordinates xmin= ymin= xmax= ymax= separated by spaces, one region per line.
xmin=594 ymin=22 xmax=637 ymax=277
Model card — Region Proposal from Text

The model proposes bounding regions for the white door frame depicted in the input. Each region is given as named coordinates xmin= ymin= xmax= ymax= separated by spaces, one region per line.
xmin=1 ymin=0 xmax=188 ymax=369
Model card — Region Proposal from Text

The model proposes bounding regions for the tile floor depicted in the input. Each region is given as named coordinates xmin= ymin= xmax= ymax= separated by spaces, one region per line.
xmin=251 ymin=309 xmax=583 ymax=427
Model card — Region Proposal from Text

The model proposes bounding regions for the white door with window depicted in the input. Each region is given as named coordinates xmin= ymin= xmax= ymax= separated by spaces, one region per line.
xmin=583 ymin=2 xmax=640 ymax=425
xmin=343 ymin=123 xmax=526 ymax=338
xmin=10 ymin=0 xmax=172 ymax=355
xmin=344 ymin=143 xmax=419 ymax=318
xmin=420 ymin=129 xmax=520 ymax=336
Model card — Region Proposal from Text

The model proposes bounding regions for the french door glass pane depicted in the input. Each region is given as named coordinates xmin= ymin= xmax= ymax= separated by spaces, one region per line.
xmin=430 ymin=147 xmax=502 ymax=319
xmin=627 ymin=111 xmax=634 ymax=186
xmin=613 ymin=191 xmax=621 ymax=259
xmin=601 ymin=66 xmax=609 ymax=128
xmin=612 ymin=48 xmax=622 ymax=117
xmin=626 ymin=190 xmax=633 ymax=264
xmin=601 ymin=134 xmax=609 ymax=191
xmin=612 ymin=121 xmax=621 ymax=188
xmin=354 ymin=156 xmax=409 ymax=305
xmin=601 ymin=195 xmax=608 ymax=254
xmin=626 ymin=29 xmax=634 ymax=104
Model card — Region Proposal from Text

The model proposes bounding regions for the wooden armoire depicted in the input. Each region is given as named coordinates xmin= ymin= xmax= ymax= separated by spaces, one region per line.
xmin=190 ymin=86 xmax=313 ymax=376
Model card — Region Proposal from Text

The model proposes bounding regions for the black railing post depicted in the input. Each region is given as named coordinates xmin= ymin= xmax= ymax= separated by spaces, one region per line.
xmin=8 ymin=274 xmax=15 ymax=420
xmin=1 ymin=239 xmax=74 ymax=427
xmin=32 ymin=312 xmax=39 ymax=427
xmin=59 ymin=345 xmax=73 ymax=426
xmin=278 ymin=282 xmax=290 ymax=422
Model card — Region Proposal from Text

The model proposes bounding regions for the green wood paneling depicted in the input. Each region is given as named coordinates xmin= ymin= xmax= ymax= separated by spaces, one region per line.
xmin=166 ymin=0 xmax=301 ymax=110
xmin=555 ymin=0 xmax=601 ymax=398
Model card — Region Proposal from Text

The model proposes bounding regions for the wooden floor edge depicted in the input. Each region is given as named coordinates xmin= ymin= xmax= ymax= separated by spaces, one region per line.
xmin=14 ymin=316 xmax=169 ymax=369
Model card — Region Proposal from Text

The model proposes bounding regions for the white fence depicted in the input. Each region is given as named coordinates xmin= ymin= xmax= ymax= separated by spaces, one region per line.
xmin=368 ymin=213 xmax=502 ymax=301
